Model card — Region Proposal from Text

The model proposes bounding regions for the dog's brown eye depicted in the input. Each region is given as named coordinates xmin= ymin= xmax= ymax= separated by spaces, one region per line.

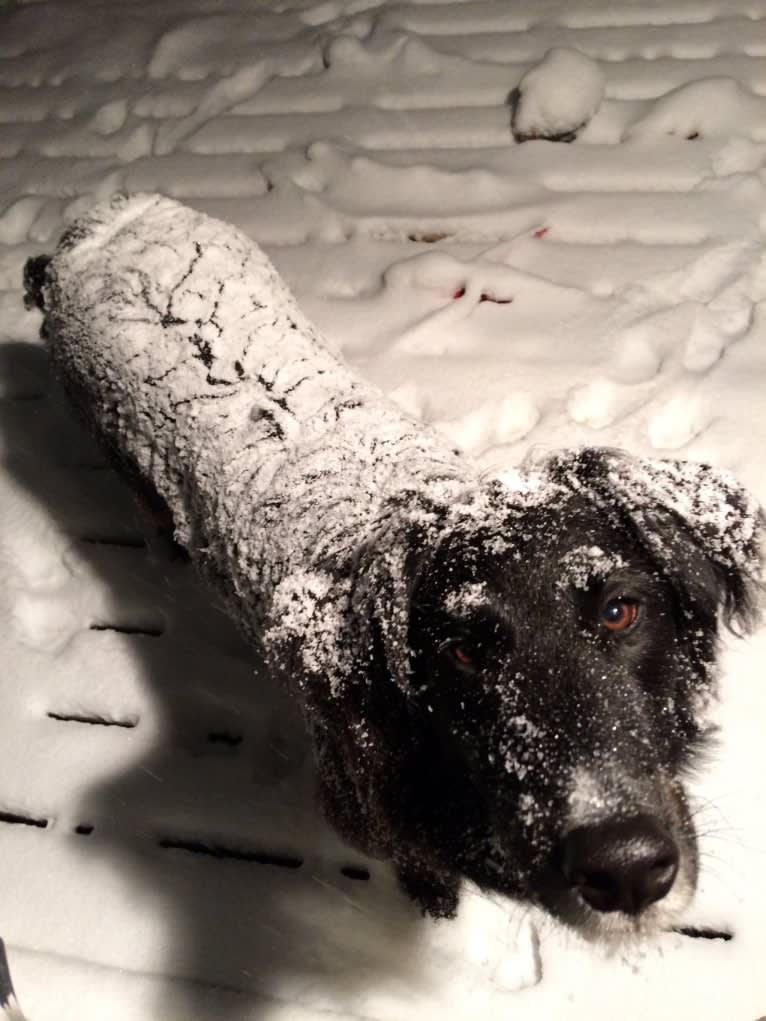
xmin=452 ymin=645 xmax=474 ymax=666
xmin=601 ymin=598 xmax=639 ymax=633
xmin=440 ymin=639 xmax=478 ymax=670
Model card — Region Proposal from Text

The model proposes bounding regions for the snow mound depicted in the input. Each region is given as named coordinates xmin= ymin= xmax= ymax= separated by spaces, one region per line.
xmin=626 ymin=78 xmax=766 ymax=142
xmin=511 ymin=48 xmax=606 ymax=143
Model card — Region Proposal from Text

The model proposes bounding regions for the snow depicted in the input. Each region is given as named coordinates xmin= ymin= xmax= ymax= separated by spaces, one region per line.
xmin=435 ymin=392 xmax=540 ymax=452
xmin=1 ymin=1 xmax=766 ymax=1019
xmin=558 ymin=546 xmax=627 ymax=591
xmin=512 ymin=48 xmax=606 ymax=143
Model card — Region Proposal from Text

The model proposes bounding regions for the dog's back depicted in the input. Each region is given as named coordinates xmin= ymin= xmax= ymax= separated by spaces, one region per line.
xmin=25 ymin=193 xmax=471 ymax=639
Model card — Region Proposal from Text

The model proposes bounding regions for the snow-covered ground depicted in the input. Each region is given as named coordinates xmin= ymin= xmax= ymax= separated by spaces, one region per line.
xmin=1 ymin=1 xmax=765 ymax=1018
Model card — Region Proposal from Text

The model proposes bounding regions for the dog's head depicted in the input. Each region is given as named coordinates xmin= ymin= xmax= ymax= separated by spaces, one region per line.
xmin=275 ymin=448 xmax=762 ymax=939
xmin=401 ymin=449 xmax=761 ymax=936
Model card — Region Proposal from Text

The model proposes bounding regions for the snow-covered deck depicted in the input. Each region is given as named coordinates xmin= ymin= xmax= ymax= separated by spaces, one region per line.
xmin=0 ymin=1 xmax=764 ymax=1018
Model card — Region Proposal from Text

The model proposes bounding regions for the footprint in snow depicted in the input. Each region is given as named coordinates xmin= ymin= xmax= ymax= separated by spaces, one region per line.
xmin=647 ymin=391 xmax=712 ymax=451
xmin=611 ymin=297 xmax=751 ymax=383
xmin=607 ymin=310 xmax=672 ymax=384
xmin=388 ymin=380 xmax=429 ymax=421
xmin=567 ymin=376 xmax=711 ymax=451
xmin=567 ymin=378 xmax=650 ymax=431
xmin=682 ymin=303 xmax=746 ymax=373
xmin=435 ymin=393 xmax=540 ymax=454
xmin=607 ymin=295 xmax=749 ymax=384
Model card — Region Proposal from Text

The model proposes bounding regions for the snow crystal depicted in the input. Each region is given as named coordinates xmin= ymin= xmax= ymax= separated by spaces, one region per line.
xmin=558 ymin=545 xmax=627 ymax=591
xmin=265 ymin=571 xmax=353 ymax=692
xmin=444 ymin=582 xmax=491 ymax=616
xmin=567 ymin=767 xmax=614 ymax=827
xmin=601 ymin=454 xmax=761 ymax=574
xmin=488 ymin=466 xmax=556 ymax=507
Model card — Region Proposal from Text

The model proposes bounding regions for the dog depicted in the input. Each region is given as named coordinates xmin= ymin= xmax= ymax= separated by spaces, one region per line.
xmin=24 ymin=193 xmax=762 ymax=941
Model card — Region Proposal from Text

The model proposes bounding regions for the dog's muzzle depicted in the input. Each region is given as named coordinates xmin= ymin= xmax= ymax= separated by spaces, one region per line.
xmin=558 ymin=812 xmax=679 ymax=915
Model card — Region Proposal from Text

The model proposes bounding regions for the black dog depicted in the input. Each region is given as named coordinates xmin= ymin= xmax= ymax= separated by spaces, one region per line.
xmin=25 ymin=194 xmax=762 ymax=941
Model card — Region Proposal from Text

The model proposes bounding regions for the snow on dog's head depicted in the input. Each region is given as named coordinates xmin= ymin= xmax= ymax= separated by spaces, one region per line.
xmin=283 ymin=447 xmax=761 ymax=938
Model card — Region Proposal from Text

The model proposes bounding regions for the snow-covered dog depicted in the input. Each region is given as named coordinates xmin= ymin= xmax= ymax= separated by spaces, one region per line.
xmin=24 ymin=194 xmax=762 ymax=939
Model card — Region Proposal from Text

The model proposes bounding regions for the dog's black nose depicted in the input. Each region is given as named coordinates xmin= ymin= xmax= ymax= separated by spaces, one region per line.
xmin=560 ymin=814 xmax=680 ymax=914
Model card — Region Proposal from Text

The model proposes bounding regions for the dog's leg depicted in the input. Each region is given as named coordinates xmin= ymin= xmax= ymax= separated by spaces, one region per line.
xmin=315 ymin=725 xmax=460 ymax=918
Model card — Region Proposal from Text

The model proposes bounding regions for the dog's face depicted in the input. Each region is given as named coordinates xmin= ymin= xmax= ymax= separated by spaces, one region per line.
xmin=377 ymin=450 xmax=759 ymax=938
xmin=302 ymin=449 xmax=760 ymax=939
xmin=408 ymin=493 xmax=707 ymax=938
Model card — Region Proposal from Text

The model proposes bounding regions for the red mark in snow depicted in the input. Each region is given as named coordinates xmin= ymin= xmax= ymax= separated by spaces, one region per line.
xmin=452 ymin=287 xmax=513 ymax=303
xmin=533 ymin=227 xmax=550 ymax=239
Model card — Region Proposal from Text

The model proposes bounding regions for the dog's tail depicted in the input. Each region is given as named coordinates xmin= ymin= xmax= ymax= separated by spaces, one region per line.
xmin=23 ymin=254 xmax=51 ymax=313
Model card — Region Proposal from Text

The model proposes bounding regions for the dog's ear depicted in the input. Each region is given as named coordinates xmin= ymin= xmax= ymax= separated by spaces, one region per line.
xmin=348 ymin=518 xmax=427 ymax=697
xmin=546 ymin=447 xmax=763 ymax=633
xmin=263 ymin=511 xmax=424 ymax=700
xmin=262 ymin=520 xmax=429 ymax=863
xmin=264 ymin=569 xmax=356 ymax=696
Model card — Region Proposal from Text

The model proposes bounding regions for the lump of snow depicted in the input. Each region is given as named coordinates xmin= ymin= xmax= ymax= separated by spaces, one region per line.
xmin=88 ymin=98 xmax=129 ymax=136
xmin=511 ymin=47 xmax=605 ymax=144
xmin=626 ymin=77 xmax=765 ymax=143
xmin=444 ymin=582 xmax=490 ymax=616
